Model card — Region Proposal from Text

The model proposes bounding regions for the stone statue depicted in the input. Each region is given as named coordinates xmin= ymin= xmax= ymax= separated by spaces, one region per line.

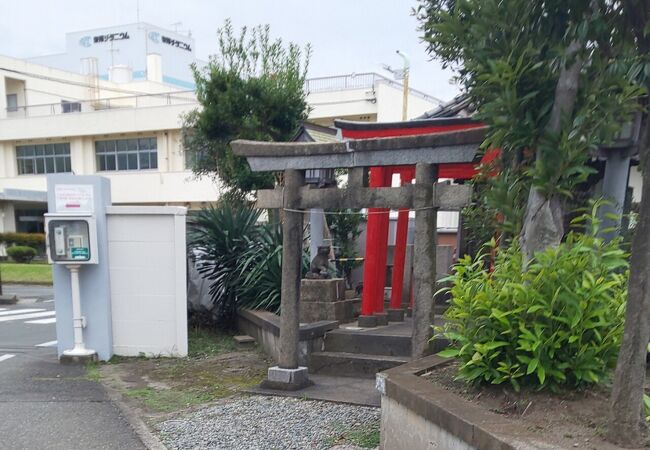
xmin=306 ymin=246 xmax=332 ymax=279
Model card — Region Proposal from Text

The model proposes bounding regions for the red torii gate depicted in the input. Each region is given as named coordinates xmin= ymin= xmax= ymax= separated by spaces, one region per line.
xmin=335 ymin=117 xmax=496 ymax=327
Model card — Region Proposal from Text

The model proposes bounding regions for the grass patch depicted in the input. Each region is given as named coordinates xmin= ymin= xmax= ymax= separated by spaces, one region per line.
xmin=123 ymin=369 xmax=264 ymax=413
xmin=0 ymin=262 xmax=52 ymax=284
xmin=326 ymin=422 xmax=381 ymax=448
xmin=100 ymin=325 xmax=268 ymax=414
xmin=124 ymin=387 xmax=216 ymax=413
xmin=187 ymin=326 xmax=238 ymax=358
xmin=85 ymin=361 xmax=102 ymax=381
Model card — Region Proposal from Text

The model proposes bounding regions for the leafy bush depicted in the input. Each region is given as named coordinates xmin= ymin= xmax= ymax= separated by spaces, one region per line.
xmin=0 ymin=232 xmax=45 ymax=248
xmin=6 ymin=246 xmax=38 ymax=263
xmin=437 ymin=225 xmax=628 ymax=391
xmin=189 ymin=202 xmax=307 ymax=327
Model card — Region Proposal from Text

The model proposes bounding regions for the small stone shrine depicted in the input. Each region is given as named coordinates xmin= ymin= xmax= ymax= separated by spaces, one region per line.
xmin=300 ymin=278 xmax=360 ymax=322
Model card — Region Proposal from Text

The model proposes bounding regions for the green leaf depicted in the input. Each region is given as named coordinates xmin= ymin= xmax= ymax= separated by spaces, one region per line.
xmin=536 ymin=365 xmax=546 ymax=385
xmin=437 ymin=348 xmax=460 ymax=358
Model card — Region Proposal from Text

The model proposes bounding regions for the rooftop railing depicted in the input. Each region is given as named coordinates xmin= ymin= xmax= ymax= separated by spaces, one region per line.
xmin=304 ymin=72 xmax=443 ymax=104
xmin=5 ymin=90 xmax=197 ymax=118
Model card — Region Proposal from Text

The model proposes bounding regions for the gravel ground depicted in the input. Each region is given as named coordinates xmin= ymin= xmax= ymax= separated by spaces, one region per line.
xmin=156 ymin=395 xmax=380 ymax=450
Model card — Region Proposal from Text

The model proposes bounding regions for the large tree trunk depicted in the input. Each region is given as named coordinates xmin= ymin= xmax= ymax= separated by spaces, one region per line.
xmin=519 ymin=41 xmax=582 ymax=264
xmin=608 ymin=111 xmax=650 ymax=447
xmin=607 ymin=3 xmax=650 ymax=445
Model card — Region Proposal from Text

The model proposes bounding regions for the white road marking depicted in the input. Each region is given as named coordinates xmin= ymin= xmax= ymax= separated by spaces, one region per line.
xmin=0 ymin=308 xmax=6 ymax=311
xmin=0 ymin=311 xmax=55 ymax=323
xmin=42 ymin=300 xmax=54 ymax=303
xmin=25 ymin=317 xmax=56 ymax=324
xmin=0 ymin=308 xmax=45 ymax=317
xmin=0 ymin=354 xmax=16 ymax=363
xmin=35 ymin=340 xmax=58 ymax=347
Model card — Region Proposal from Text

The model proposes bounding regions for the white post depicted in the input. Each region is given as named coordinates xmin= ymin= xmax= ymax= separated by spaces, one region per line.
xmin=63 ymin=265 xmax=96 ymax=357
xmin=309 ymin=208 xmax=325 ymax=262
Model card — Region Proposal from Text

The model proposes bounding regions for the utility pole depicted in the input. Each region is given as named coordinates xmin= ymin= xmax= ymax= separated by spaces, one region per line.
xmin=396 ymin=50 xmax=410 ymax=120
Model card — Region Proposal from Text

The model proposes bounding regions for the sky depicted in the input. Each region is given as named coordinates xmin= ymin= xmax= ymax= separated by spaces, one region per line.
xmin=0 ymin=0 xmax=460 ymax=102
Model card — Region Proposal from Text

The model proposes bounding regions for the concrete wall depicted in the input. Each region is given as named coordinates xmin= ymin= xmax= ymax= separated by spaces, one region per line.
xmin=375 ymin=81 xmax=441 ymax=122
xmin=106 ymin=206 xmax=187 ymax=357
xmin=237 ymin=309 xmax=335 ymax=366
xmin=381 ymin=395 xmax=476 ymax=450
xmin=306 ymin=74 xmax=440 ymax=126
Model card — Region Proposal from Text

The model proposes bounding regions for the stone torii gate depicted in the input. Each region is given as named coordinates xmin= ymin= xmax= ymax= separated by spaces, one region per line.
xmin=231 ymin=127 xmax=485 ymax=390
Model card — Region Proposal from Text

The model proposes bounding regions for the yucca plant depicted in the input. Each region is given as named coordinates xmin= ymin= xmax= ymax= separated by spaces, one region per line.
xmin=189 ymin=202 xmax=309 ymax=326
xmin=237 ymin=223 xmax=284 ymax=312
xmin=189 ymin=203 xmax=264 ymax=326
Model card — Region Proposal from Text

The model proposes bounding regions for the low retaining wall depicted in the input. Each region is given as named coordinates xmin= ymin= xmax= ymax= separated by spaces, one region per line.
xmin=237 ymin=309 xmax=338 ymax=366
xmin=378 ymin=355 xmax=543 ymax=450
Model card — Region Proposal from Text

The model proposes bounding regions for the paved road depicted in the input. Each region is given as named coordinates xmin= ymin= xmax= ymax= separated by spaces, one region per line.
xmin=0 ymin=288 xmax=146 ymax=450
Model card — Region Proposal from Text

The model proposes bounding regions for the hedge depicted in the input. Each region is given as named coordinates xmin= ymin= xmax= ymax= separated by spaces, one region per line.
xmin=0 ymin=232 xmax=46 ymax=248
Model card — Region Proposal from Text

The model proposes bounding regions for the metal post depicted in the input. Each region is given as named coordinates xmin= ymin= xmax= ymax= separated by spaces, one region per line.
xmin=411 ymin=163 xmax=438 ymax=359
xmin=599 ymin=149 xmax=632 ymax=242
xmin=278 ymin=169 xmax=304 ymax=369
xmin=63 ymin=265 xmax=96 ymax=358
xmin=397 ymin=50 xmax=410 ymax=120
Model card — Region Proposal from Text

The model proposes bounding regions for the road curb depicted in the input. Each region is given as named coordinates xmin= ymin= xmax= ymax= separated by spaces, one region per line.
xmin=101 ymin=382 xmax=167 ymax=450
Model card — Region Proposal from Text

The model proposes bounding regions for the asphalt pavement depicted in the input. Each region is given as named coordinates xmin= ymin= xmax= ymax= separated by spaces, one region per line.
xmin=0 ymin=285 xmax=146 ymax=450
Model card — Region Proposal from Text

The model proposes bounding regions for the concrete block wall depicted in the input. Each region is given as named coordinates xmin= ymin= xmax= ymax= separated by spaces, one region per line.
xmin=106 ymin=206 xmax=187 ymax=357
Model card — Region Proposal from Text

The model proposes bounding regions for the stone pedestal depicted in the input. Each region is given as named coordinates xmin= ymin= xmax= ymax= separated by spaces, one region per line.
xmin=387 ymin=308 xmax=405 ymax=322
xmin=59 ymin=353 xmax=98 ymax=364
xmin=299 ymin=278 xmax=360 ymax=323
xmin=261 ymin=366 xmax=312 ymax=391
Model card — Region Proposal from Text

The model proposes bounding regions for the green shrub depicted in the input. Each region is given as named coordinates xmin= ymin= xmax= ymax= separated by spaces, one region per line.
xmin=0 ymin=232 xmax=45 ymax=248
xmin=437 ymin=226 xmax=628 ymax=392
xmin=6 ymin=246 xmax=38 ymax=264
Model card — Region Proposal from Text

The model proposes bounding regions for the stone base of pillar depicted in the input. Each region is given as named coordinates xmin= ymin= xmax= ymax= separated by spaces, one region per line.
xmin=59 ymin=353 xmax=98 ymax=365
xmin=358 ymin=315 xmax=378 ymax=328
xmin=375 ymin=312 xmax=389 ymax=326
xmin=261 ymin=366 xmax=312 ymax=391
xmin=406 ymin=307 xmax=413 ymax=318
xmin=386 ymin=308 xmax=405 ymax=322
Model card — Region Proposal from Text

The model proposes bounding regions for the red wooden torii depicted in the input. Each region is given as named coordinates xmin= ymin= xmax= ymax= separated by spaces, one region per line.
xmin=334 ymin=117 xmax=497 ymax=325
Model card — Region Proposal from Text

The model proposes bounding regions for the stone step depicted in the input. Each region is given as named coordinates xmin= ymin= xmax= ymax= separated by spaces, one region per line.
xmin=323 ymin=329 xmax=412 ymax=357
xmin=309 ymin=351 xmax=409 ymax=379
xmin=300 ymin=298 xmax=361 ymax=323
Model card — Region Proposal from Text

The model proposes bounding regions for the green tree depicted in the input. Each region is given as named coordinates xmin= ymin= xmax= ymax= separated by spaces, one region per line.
xmin=416 ymin=0 xmax=642 ymax=263
xmin=183 ymin=19 xmax=310 ymax=195
xmin=417 ymin=0 xmax=650 ymax=445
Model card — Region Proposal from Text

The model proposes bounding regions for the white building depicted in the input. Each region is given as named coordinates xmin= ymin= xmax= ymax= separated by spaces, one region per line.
xmin=0 ymin=24 xmax=441 ymax=234
xmin=27 ymin=22 xmax=199 ymax=90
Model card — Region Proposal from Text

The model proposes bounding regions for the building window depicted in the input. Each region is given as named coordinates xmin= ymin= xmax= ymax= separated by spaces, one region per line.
xmin=15 ymin=208 xmax=46 ymax=234
xmin=16 ymin=143 xmax=71 ymax=175
xmin=61 ymin=100 xmax=81 ymax=113
xmin=95 ymin=137 xmax=158 ymax=171
xmin=6 ymin=94 xmax=18 ymax=112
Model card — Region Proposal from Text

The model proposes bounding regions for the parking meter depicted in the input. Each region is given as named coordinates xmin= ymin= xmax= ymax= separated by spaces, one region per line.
xmin=44 ymin=213 xmax=98 ymax=359
xmin=45 ymin=215 xmax=98 ymax=265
